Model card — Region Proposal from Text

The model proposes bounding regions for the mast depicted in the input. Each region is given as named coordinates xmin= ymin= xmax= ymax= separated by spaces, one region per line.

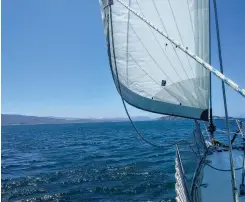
xmin=213 ymin=0 xmax=239 ymax=201
xmin=208 ymin=0 xmax=216 ymax=141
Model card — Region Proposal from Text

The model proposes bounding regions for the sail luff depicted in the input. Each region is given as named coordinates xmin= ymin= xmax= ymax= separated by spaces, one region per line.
xmin=115 ymin=0 xmax=245 ymax=98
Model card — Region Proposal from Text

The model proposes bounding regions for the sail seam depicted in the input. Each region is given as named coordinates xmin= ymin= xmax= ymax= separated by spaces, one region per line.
xmin=135 ymin=0 xmax=199 ymax=106
xmin=151 ymin=0 xmax=196 ymax=80
xmin=186 ymin=0 xmax=196 ymax=44
xmin=126 ymin=0 xmax=131 ymax=86
xmin=115 ymin=47 xmax=185 ymax=104
xmin=116 ymin=74 xmax=153 ymax=97
xmin=167 ymin=0 xmax=196 ymax=78
xmin=127 ymin=51 xmax=188 ymax=104
xmin=167 ymin=0 xmax=203 ymax=103
xmin=114 ymin=49 xmax=160 ymax=86
xmin=129 ymin=23 xmax=168 ymax=81
xmin=109 ymin=9 xmax=183 ymax=105
xmin=128 ymin=22 xmax=193 ymax=103
xmin=151 ymin=0 xmax=202 ymax=105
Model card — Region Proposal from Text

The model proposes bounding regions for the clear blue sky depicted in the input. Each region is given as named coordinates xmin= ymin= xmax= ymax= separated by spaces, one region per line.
xmin=2 ymin=0 xmax=245 ymax=118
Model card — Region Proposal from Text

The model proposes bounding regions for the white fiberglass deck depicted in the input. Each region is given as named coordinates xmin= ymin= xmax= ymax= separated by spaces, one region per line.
xmin=201 ymin=149 xmax=245 ymax=202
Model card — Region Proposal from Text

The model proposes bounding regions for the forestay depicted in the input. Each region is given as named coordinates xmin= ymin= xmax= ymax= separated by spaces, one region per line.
xmin=100 ymin=0 xmax=210 ymax=121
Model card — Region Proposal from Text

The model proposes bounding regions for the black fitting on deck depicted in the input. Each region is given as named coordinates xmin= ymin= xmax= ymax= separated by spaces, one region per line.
xmin=240 ymin=183 xmax=245 ymax=196
xmin=208 ymin=108 xmax=216 ymax=135
xmin=208 ymin=122 xmax=216 ymax=134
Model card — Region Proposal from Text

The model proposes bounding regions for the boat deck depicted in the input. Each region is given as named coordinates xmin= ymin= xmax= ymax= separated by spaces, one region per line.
xmin=200 ymin=149 xmax=245 ymax=202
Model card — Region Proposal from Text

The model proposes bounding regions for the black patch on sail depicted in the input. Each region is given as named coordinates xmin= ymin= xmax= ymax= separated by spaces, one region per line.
xmin=200 ymin=109 xmax=209 ymax=121
xmin=161 ymin=80 xmax=166 ymax=86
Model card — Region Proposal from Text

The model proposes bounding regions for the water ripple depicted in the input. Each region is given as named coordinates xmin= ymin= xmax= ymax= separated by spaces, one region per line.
xmin=2 ymin=120 xmax=229 ymax=201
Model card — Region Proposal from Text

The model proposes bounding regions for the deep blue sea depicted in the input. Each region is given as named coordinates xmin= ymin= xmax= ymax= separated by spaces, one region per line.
xmin=1 ymin=120 xmax=240 ymax=201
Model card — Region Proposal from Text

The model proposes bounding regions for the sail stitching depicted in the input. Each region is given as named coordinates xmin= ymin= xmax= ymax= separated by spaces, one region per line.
xmin=126 ymin=0 xmax=131 ymax=86
xmin=129 ymin=22 xmax=192 ymax=103
xmin=151 ymin=0 xmax=194 ymax=79
xmin=113 ymin=68 xmax=148 ymax=88
xmin=118 ymin=75 xmax=153 ymax=97
xmin=136 ymin=0 xmax=199 ymax=106
xmin=110 ymin=17 xmax=191 ymax=105
xmin=167 ymin=0 xmax=196 ymax=78
xmin=115 ymin=46 xmax=183 ymax=103
xmin=129 ymin=23 xmax=169 ymax=82
xmin=151 ymin=0 xmax=202 ymax=105
xmin=126 ymin=50 xmax=185 ymax=103
xmin=110 ymin=50 xmax=153 ymax=97
xmin=114 ymin=48 xmax=160 ymax=86
xmin=186 ymin=0 xmax=196 ymax=44
xmin=151 ymin=0 xmax=196 ymax=80
xmin=167 ymin=0 xmax=202 ymax=102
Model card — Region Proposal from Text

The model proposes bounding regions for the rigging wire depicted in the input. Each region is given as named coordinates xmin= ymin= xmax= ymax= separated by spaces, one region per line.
xmin=208 ymin=0 xmax=216 ymax=138
xmin=213 ymin=0 xmax=239 ymax=201
xmin=108 ymin=1 xmax=244 ymax=177
xmin=109 ymin=5 xmax=243 ymax=173
xmin=109 ymin=6 xmax=164 ymax=149
xmin=109 ymin=4 xmax=200 ymax=152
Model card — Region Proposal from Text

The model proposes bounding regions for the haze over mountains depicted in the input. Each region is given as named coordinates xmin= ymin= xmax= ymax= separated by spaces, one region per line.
xmin=2 ymin=114 xmax=244 ymax=126
xmin=1 ymin=114 xmax=152 ymax=126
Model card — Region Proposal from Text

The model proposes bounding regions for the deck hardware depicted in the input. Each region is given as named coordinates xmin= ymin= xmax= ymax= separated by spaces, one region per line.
xmin=200 ymin=183 xmax=208 ymax=188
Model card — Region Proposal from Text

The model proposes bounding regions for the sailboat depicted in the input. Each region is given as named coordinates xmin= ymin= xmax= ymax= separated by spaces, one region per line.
xmin=99 ymin=0 xmax=245 ymax=201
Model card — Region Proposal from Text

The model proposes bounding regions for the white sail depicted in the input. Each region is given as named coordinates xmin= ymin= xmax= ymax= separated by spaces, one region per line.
xmin=100 ymin=0 xmax=210 ymax=120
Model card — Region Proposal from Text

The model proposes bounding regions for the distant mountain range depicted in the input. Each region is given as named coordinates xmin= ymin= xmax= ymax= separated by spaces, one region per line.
xmin=157 ymin=116 xmax=186 ymax=120
xmin=157 ymin=115 xmax=242 ymax=120
xmin=1 ymin=114 xmax=152 ymax=126
xmin=2 ymin=114 xmax=243 ymax=126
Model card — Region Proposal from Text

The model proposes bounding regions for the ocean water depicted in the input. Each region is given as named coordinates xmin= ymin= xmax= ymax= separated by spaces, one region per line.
xmin=1 ymin=120 xmax=239 ymax=201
